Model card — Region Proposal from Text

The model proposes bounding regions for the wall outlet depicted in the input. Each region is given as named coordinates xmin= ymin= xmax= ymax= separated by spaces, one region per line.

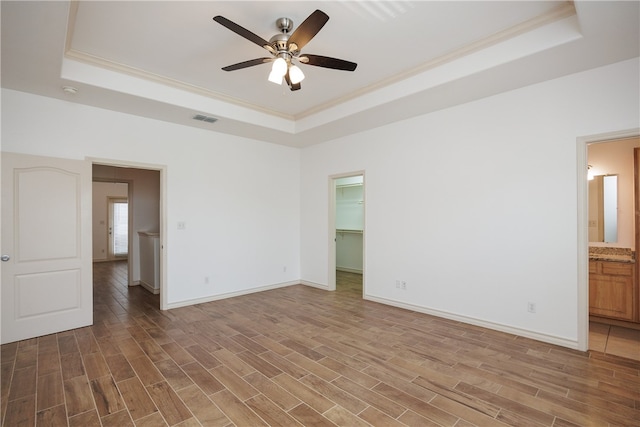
xmin=396 ymin=280 xmax=401 ymax=289
xmin=204 ymin=276 xmax=210 ymax=284
xmin=283 ymin=266 xmax=287 ymax=273
xmin=177 ymin=221 xmax=186 ymax=230
xmin=527 ymin=302 xmax=536 ymax=313
xmin=401 ymin=281 xmax=407 ymax=290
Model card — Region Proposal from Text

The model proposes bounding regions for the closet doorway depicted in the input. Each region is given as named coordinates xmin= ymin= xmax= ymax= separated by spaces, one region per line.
xmin=330 ymin=173 xmax=365 ymax=296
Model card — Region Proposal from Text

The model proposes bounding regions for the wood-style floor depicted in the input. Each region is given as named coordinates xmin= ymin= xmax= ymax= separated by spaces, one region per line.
xmin=2 ymin=263 xmax=640 ymax=426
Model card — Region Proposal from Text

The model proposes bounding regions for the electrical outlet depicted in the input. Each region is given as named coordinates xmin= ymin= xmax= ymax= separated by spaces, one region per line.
xmin=527 ymin=302 xmax=536 ymax=313
xmin=396 ymin=280 xmax=401 ymax=289
xmin=401 ymin=281 xmax=407 ymax=290
xmin=283 ymin=266 xmax=287 ymax=273
xmin=204 ymin=276 xmax=210 ymax=284
xmin=177 ymin=221 xmax=186 ymax=230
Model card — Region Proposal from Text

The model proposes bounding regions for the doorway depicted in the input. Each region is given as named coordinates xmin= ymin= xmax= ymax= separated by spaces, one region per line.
xmin=92 ymin=163 xmax=163 ymax=308
xmin=579 ymin=130 xmax=640 ymax=355
xmin=330 ymin=173 xmax=365 ymax=295
xmin=108 ymin=197 xmax=129 ymax=259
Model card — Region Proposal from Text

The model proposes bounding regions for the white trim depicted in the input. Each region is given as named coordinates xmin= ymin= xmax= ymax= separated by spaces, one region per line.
xmin=300 ymin=280 xmax=330 ymax=290
xmin=88 ymin=157 xmax=168 ymax=310
xmin=336 ymin=267 xmax=363 ymax=274
xmin=576 ymin=128 xmax=640 ymax=352
xmin=365 ymin=294 xmax=580 ymax=350
xmin=166 ymin=281 xmax=300 ymax=310
xmin=139 ymin=280 xmax=159 ymax=295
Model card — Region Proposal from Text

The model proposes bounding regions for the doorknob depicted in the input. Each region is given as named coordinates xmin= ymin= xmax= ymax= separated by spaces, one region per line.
xmin=1 ymin=255 xmax=10 ymax=262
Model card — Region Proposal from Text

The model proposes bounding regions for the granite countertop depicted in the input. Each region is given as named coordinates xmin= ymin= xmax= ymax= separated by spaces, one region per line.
xmin=589 ymin=247 xmax=635 ymax=263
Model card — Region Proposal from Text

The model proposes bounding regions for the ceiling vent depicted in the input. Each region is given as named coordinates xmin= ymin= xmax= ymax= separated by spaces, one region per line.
xmin=192 ymin=114 xmax=218 ymax=124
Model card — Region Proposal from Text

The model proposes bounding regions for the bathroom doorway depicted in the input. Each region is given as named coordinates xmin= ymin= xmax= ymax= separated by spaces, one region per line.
xmin=580 ymin=131 xmax=640 ymax=356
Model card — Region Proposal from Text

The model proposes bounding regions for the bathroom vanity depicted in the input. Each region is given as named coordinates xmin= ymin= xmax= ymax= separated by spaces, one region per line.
xmin=589 ymin=248 xmax=637 ymax=323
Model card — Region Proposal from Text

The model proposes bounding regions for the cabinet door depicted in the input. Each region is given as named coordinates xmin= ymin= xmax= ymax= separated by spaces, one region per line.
xmin=589 ymin=274 xmax=634 ymax=321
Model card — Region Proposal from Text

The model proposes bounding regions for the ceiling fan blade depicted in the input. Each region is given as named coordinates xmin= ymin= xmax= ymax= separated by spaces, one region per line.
xmin=222 ymin=58 xmax=272 ymax=71
xmin=288 ymin=10 xmax=329 ymax=51
xmin=284 ymin=70 xmax=301 ymax=91
xmin=213 ymin=16 xmax=272 ymax=52
xmin=299 ymin=54 xmax=357 ymax=71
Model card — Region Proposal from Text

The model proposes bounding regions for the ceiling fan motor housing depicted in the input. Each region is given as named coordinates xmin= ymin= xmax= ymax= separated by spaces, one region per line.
xmin=270 ymin=18 xmax=299 ymax=58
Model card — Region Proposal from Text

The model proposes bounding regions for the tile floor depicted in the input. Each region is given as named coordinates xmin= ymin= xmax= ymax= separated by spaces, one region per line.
xmin=589 ymin=321 xmax=640 ymax=361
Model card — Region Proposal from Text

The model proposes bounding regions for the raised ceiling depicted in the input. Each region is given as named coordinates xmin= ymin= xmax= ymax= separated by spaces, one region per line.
xmin=2 ymin=1 xmax=639 ymax=147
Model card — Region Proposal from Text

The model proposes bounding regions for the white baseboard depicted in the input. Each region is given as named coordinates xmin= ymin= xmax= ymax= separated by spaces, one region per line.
xmin=139 ymin=280 xmax=159 ymax=295
xmin=364 ymin=294 xmax=580 ymax=350
xmin=300 ymin=280 xmax=330 ymax=290
xmin=166 ymin=280 xmax=300 ymax=309
xmin=336 ymin=267 xmax=363 ymax=274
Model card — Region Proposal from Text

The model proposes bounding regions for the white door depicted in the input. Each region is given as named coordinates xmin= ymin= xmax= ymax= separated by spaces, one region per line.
xmin=1 ymin=153 xmax=92 ymax=344
xmin=107 ymin=197 xmax=128 ymax=259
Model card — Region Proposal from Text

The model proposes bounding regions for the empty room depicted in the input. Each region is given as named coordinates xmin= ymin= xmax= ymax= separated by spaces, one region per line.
xmin=1 ymin=1 xmax=639 ymax=426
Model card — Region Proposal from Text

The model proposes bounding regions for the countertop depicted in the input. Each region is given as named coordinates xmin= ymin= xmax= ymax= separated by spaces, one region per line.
xmin=589 ymin=247 xmax=635 ymax=263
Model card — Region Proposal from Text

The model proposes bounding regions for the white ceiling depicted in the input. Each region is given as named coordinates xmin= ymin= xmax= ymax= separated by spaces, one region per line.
xmin=2 ymin=1 xmax=639 ymax=147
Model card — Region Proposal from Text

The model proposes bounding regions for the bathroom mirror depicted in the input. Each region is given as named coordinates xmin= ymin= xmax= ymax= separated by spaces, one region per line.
xmin=588 ymin=175 xmax=618 ymax=243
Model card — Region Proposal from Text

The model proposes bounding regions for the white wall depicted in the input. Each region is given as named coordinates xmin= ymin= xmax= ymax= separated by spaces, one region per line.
xmin=588 ymin=137 xmax=640 ymax=248
xmin=92 ymin=181 xmax=128 ymax=261
xmin=300 ymin=58 xmax=640 ymax=348
xmin=1 ymin=90 xmax=301 ymax=307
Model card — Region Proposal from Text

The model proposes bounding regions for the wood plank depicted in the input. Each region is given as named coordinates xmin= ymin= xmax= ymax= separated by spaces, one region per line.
xmin=105 ymin=353 xmax=136 ymax=382
xmin=8 ymin=367 xmax=36 ymax=401
xmin=209 ymin=389 xmax=268 ymax=426
xmin=154 ymin=358 xmax=194 ymax=390
xmin=64 ymin=376 xmax=95 ymax=417
xmin=180 ymin=361 xmax=224 ymax=395
xmin=83 ymin=351 xmax=111 ymax=380
xmin=117 ymin=377 xmax=158 ymax=420
xmin=176 ymin=385 xmax=230 ymax=426
xmin=146 ymin=381 xmax=192 ymax=426
xmin=90 ymin=376 xmax=126 ymax=417
xmin=128 ymin=355 xmax=164 ymax=386
xmin=36 ymin=404 xmax=67 ymax=426
xmin=245 ymin=394 xmax=302 ymax=427
xmin=210 ymin=364 xmax=258 ymax=400
xmin=2 ymin=395 xmax=35 ymax=427
xmin=37 ymin=371 xmax=64 ymax=411
xmin=288 ymin=403 xmax=336 ymax=427
xmin=243 ymin=371 xmax=301 ymax=411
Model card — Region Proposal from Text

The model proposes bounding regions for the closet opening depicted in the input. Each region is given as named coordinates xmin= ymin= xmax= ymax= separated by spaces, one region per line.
xmin=329 ymin=172 xmax=365 ymax=296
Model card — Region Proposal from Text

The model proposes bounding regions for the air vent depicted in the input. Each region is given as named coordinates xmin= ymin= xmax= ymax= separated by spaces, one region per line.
xmin=192 ymin=114 xmax=218 ymax=124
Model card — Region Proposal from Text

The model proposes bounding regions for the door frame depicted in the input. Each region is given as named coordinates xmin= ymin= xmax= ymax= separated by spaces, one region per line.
xmin=93 ymin=179 xmax=133 ymax=266
xmin=90 ymin=158 xmax=168 ymax=310
xmin=328 ymin=171 xmax=366 ymax=293
xmin=577 ymin=128 xmax=639 ymax=351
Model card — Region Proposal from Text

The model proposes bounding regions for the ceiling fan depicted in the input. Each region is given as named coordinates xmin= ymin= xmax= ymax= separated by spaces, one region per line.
xmin=213 ymin=10 xmax=357 ymax=91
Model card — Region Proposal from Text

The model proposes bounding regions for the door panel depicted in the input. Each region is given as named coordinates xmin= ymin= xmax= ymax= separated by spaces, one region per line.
xmin=2 ymin=153 xmax=92 ymax=344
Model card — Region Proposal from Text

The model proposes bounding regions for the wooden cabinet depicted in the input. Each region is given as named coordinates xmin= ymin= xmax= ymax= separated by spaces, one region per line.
xmin=589 ymin=260 xmax=636 ymax=321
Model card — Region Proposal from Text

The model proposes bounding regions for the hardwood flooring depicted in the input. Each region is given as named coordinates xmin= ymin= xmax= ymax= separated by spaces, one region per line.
xmin=2 ymin=262 xmax=640 ymax=426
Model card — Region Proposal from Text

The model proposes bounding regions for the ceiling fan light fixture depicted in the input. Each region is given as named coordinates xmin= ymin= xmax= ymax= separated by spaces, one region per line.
xmin=271 ymin=57 xmax=287 ymax=76
xmin=289 ymin=65 xmax=305 ymax=84
xmin=268 ymin=69 xmax=283 ymax=84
